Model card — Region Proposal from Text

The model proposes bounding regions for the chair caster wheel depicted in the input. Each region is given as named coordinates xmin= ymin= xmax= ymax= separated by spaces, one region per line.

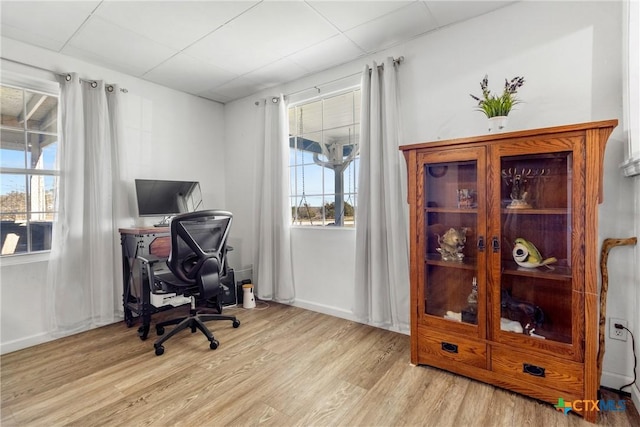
xmin=137 ymin=325 xmax=149 ymax=341
xmin=210 ymin=340 xmax=219 ymax=350
xmin=155 ymin=345 xmax=164 ymax=356
xmin=156 ymin=326 xmax=165 ymax=336
xmin=233 ymin=319 xmax=241 ymax=328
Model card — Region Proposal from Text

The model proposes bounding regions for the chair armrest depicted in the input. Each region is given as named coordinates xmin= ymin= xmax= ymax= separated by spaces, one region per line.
xmin=137 ymin=255 xmax=163 ymax=266
xmin=137 ymin=255 xmax=168 ymax=293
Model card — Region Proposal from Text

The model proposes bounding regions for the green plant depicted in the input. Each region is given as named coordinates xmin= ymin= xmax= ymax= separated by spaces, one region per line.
xmin=470 ymin=75 xmax=525 ymax=118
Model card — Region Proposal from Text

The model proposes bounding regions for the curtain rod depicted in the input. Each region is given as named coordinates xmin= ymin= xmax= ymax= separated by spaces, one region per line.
xmin=257 ymin=55 xmax=405 ymax=104
xmin=1 ymin=57 xmax=129 ymax=93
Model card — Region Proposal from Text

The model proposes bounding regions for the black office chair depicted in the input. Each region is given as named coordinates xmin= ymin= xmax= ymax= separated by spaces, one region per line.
xmin=152 ymin=210 xmax=240 ymax=356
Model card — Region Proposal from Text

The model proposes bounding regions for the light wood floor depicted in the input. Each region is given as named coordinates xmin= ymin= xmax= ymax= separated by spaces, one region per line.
xmin=1 ymin=302 xmax=639 ymax=426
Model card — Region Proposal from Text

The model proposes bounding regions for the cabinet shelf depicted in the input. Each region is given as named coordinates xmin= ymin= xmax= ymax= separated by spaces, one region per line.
xmin=501 ymin=208 xmax=567 ymax=215
xmin=426 ymin=207 xmax=478 ymax=214
xmin=425 ymin=254 xmax=477 ymax=270
xmin=501 ymin=260 xmax=571 ymax=281
xmin=501 ymin=327 xmax=572 ymax=345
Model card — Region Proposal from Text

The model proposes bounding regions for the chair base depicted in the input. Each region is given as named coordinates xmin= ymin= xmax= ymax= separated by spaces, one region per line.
xmin=153 ymin=306 xmax=240 ymax=356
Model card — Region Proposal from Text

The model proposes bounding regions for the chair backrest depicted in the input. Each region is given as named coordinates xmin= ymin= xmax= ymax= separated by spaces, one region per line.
xmin=167 ymin=210 xmax=233 ymax=299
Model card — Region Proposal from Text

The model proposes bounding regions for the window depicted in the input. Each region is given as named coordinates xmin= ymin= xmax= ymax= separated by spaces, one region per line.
xmin=1 ymin=80 xmax=59 ymax=256
xmin=289 ymin=88 xmax=360 ymax=227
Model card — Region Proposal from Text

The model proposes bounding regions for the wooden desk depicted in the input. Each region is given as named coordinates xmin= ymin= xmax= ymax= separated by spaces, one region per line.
xmin=119 ymin=227 xmax=172 ymax=340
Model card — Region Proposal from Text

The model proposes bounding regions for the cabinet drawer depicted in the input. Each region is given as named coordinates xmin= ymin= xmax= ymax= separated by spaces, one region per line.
xmin=417 ymin=328 xmax=487 ymax=369
xmin=491 ymin=347 xmax=583 ymax=395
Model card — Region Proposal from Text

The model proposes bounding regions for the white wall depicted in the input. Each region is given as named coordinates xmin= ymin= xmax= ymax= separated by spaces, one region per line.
xmin=224 ymin=0 xmax=639 ymax=392
xmin=0 ymin=38 xmax=226 ymax=354
xmin=2 ymin=1 xmax=638 ymax=405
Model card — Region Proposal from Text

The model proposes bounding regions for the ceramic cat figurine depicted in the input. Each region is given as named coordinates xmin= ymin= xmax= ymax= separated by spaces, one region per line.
xmin=436 ymin=227 xmax=468 ymax=262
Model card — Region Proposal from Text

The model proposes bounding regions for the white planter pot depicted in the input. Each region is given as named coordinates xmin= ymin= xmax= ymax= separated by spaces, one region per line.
xmin=488 ymin=115 xmax=508 ymax=132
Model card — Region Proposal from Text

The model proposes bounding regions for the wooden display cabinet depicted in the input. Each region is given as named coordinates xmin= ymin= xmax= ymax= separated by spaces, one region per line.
xmin=400 ymin=120 xmax=617 ymax=423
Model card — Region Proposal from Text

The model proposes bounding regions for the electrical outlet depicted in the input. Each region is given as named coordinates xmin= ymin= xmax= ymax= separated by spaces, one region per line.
xmin=609 ymin=318 xmax=628 ymax=341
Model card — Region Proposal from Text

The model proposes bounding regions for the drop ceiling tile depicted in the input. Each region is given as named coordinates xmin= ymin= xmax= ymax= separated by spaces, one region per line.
xmin=1 ymin=23 xmax=62 ymax=52
xmin=0 ymin=1 xmax=100 ymax=51
xmin=288 ymin=35 xmax=366 ymax=72
xmin=62 ymin=15 xmax=178 ymax=76
xmin=244 ymin=58 xmax=310 ymax=89
xmin=197 ymin=90 xmax=232 ymax=104
xmin=182 ymin=35 xmax=280 ymax=76
xmin=93 ymin=1 xmax=259 ymax=51
xmin=183 ymin=1 xmax=338 ymax=75
xmin=424 ymin=1 xmax=513 ymax=27
xmin=144 ymin=53 xmax=238 ymax=96
xmin=59 ymin=45 xmax=139 ymax=77
xmin=345 ymin=2 xmax=438 ymax=52
xmin=206 ymin=76 xmax=271 ymax=102
xmin=307 ymin=1 xmax=413 ymax=32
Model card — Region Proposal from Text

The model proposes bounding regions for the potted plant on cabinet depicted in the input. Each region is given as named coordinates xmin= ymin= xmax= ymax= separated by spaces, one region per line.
xmin=470 ymin=75 xmax=525 ymax=132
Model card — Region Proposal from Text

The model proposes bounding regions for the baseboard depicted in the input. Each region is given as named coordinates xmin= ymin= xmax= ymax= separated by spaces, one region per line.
xmin=0 ymin=332 xmax=53 ymax=355
xmin=632 ymin=383 xmax=640 ymax=414
xmin=0 ymin=314 xmax=124 ymax=356
xmin=289 ymin=299 xmax=410 ymax=336
xmin=601 ymin=370 xmax=635 ymax=390
xmin=598 ymin=370 xmax=640 ymax=415
xmin=291 ymin=298 xmax=359 ymax=323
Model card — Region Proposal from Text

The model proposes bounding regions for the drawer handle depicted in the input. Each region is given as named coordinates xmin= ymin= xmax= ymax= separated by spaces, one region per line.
xmin=441 ymin=342 xmax=458 ymax=353
xmin=523 ymin=363 xmax=545 ymax=377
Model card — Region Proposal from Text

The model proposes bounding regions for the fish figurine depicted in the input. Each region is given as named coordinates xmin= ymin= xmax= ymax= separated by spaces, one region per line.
xmin=512 ymin=237 xmax=557 ymax=269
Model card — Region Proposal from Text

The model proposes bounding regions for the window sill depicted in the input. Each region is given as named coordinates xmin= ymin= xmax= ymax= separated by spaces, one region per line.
xmin=291 ymin=225 xmax=356 ymax=231
xmin=0 ymin=251 xmax=50 ymax=266
xmin=621 ymin=155 xmax=640 ymax=177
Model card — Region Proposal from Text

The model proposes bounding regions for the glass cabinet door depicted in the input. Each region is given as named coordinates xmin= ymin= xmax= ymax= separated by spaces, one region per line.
xmin=493 ymin=148 xmax=580 ymax=353
xmin=419 ymin=148 xmax=486 ymax=335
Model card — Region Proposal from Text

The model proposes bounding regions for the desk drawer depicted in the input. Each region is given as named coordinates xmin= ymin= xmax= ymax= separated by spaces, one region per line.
xmin=491 ymin=347 xmax=583 ymax=395
xmin=417 ymin=328 xmax=487 ymax=369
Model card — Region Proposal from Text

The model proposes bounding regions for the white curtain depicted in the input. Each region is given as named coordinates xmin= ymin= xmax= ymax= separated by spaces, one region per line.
xmin=253 ymin=95 xmax=295 ymax=303
xmin=354 ymin=58 xmax=410 ymax=331
xmin=46 ymin=73 xmax=123 ymax=335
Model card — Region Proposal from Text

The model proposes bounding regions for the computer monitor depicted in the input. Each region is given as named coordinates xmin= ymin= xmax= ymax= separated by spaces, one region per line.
xmin=134 ymin=179 xmax=202 ymax=221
